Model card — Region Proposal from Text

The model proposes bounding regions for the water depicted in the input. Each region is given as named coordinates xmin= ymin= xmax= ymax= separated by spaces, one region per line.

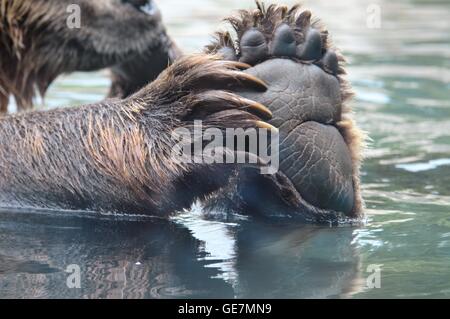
xmin=0 ymin=0 xmax=449 ymax=298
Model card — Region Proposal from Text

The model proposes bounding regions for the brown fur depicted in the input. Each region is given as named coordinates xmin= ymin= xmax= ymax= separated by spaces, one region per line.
xmin=0 ymin=0 xmax=180 ymax=112
xmin=0 ymin=54 xmax=265 ymax=214
xmin=0 ymin=0 xmax=59 ymax=111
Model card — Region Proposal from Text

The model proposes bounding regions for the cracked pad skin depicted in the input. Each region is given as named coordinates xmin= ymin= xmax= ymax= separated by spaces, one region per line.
xmin=241 ymin=60 xmax=355 ymax=215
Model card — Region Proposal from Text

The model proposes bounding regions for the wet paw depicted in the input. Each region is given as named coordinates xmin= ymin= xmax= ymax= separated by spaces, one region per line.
xmin=205 ymin=3 xmax=364 ymax=219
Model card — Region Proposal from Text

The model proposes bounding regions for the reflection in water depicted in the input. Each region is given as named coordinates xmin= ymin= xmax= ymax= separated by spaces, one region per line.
xmin=1 ymin=0 xmax=449 ymax=298
xmin=233 ymin=222 xmax=363 ymax=298
xmin=0 ymin=210 xmax=234 ymax=298
xmin=0 ymin=210 xmax=363 ymax=298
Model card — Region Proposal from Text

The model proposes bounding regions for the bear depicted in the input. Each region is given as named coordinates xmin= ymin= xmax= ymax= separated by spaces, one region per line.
xmin=0 ymin=0 xmax=181 ymax=112
xmin=0 ymin=2 xmax=365 ymax=223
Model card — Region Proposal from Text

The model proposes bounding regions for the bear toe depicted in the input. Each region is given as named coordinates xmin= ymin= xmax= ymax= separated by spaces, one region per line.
xmin=271 ymin=24 xmax=297 ymax=57
xmin=320 ymin=50 xmax=339 ymax=75
xmin=239 ymin=29 xmax=269 ymax=65
xmin=296 ymin=28 xmax=323 ymax=61
xmin=218 ymin=46 xmax=238 ymax=61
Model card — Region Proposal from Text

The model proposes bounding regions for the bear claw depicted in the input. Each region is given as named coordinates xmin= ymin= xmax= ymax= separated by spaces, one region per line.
xmin=190 ymin=91 xmax=272 ymax=120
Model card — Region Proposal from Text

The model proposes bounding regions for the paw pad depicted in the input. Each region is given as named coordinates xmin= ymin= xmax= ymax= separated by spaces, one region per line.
xmin=239 ymin=28 xmax=269 ymax=64
xmin=271 ymin=24 xmax=297 ymax=57
xmin=206 ymin=4 xmax=344 ymax=77
xmin=296 ymin=28 xmax=322 ymax=61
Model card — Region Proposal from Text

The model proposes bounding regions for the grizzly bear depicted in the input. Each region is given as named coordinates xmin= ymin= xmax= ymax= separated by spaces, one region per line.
xmin=0 ymin=2 xmax=365 ymax=223
xmin=0 ymin=0 xmax=180 ymax=112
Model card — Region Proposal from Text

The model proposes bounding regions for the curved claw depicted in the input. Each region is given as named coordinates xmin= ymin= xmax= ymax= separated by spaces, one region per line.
xmin=224 ymin=71 xmax=268 ymax=91
xmin=191 ymin=90 xmax=272 ymax=120
xmin=254 ymin=120 xmax=279 ymax=134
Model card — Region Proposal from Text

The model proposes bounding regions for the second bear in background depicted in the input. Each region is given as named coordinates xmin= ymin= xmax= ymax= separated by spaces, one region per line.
xmin=0 ymin=0 xmax=180 ymax=112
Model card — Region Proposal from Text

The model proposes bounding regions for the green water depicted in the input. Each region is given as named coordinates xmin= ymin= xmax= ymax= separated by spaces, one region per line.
xmin=0 ymin=0 xmax=449 ymax=298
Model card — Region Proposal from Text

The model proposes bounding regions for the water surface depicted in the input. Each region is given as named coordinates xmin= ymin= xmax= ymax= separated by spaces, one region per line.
xmin=1 ymin=0 xmax=449 ymax=298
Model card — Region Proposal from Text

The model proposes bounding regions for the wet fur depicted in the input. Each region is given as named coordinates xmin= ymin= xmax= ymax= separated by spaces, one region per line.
xmin=0 ymin=0 xmax=179 ymax=112
xmin=0 ymin=55 xmax=263 ymax=215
